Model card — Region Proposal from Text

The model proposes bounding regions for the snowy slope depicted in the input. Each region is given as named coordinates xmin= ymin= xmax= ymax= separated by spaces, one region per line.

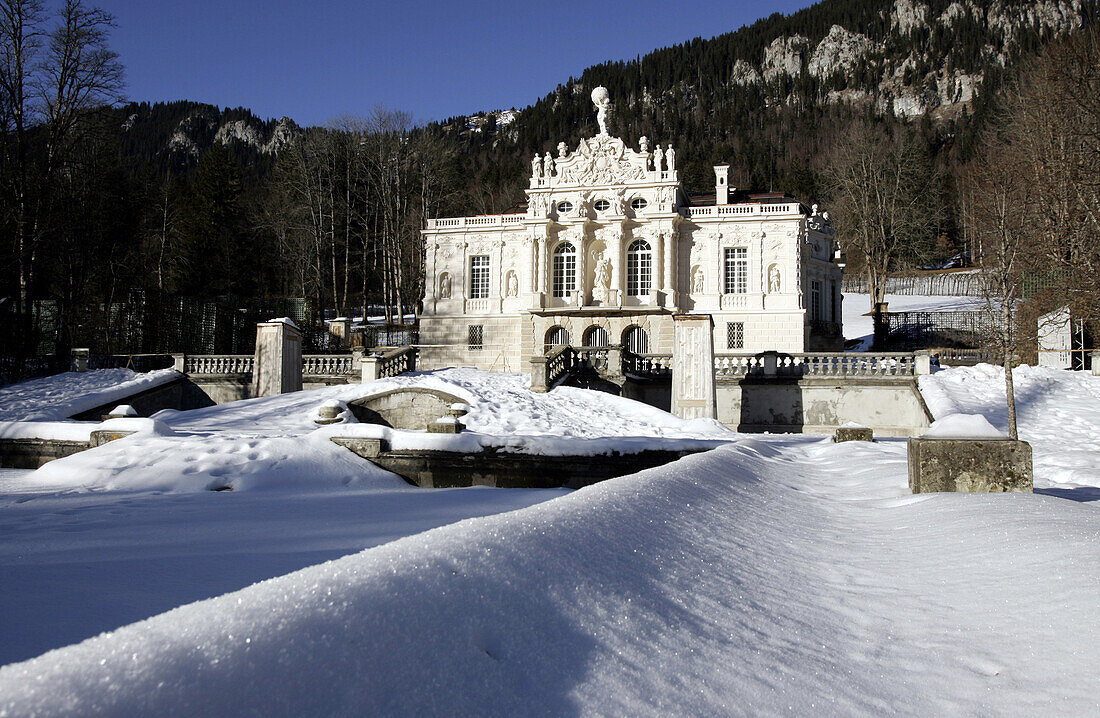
xmin=921 ymin=363 xmax=1100 ymax=489
xmin=0 ymin=369 xmax=180 ymax=421
xmin=2 ymin=438 xmax=1097 ymax=716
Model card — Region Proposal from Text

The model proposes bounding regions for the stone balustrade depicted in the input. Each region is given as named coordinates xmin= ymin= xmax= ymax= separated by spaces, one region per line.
xmin=302 ymin=354 xmax=353 ymax=376
xmin=714 ymin=352 xmax=923 ymax=379
xmin=623 ymin=353 xmax=673 ymax=379
xmin=183 ymin=355 xmax=255 ymax=375
xmin=683 ymin=203 xmax=800 ymax=219
xmin=362 ymin=346 xmax=418 ymax=382
xmin=425 ymin=213 xmax=526 ymax=230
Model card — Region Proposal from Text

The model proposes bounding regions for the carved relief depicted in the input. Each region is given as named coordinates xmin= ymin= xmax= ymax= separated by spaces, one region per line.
xmin=559 ymin=134 xmax=647 ymax=185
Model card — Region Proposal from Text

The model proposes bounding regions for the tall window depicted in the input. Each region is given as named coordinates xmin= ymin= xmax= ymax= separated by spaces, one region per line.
xmin=626 ymin=239 xmax=652 ymax=296
xmin=552 ymin=242 xmax=576 ymax=298
xmin=811 ymin=280 xmax=822 ymax=321
xmin=623 ymin=326 xmax=649 ymax=354
xmin=724 ymin=247 xmax=747 ymax=294
xmin=470 ymin=255 xmax=489 ymax=299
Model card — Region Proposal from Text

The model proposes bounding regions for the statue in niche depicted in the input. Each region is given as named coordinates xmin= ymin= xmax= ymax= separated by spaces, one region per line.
xmin=593 ymin=253 xmax=611 ymax=302
xmin=438 ymin=273 xmax=451 ymax=299
xmin=768 ymin=265 xmax=781 ymax=294
xmin=666 ymin=145 xmax=676 ymax=171
xmin=611 ymin=189 xmax=626 ymax=215
xmin=532 ymin=153 xmax=542 ymax=178
xmin=506 ymin=271 xmax=519 ymax=297
xmin=545 ymin=154 xmax=555 ymax=178
xmin=653 ymin=144 xmax=663 ymax=172
xmin=591 ymin=86 xmax=611 ymax=135
xmin=557 ymin=141 xmax=568 ymax=158
xmin=691 ymin=266 xmax=705 ymax=294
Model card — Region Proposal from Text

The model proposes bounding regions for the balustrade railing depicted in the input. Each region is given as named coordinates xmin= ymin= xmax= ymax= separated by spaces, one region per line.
xmin=684 ymin=203 xmax=800 ymax=219
xmin=623 ymin=352 xmax=672 ymax=378
xmin=714 ymin=352 xmax=918 ymax=379
xmin=374 ymin=346 xmax=418 ymax=379
xmin=184 ymin=355 xmax=254 ymax=375
xmin=303 ymin=354 xmax=353 ymax=376
xmin=576 ymin=346 xmax=609 ymax=374
xmin=544 ymin=346 xmax=577 ymax=388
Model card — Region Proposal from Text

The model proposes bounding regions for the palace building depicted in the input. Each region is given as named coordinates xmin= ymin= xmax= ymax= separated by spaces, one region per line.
xmin=419 ymin=87 xmax=842 ymax=372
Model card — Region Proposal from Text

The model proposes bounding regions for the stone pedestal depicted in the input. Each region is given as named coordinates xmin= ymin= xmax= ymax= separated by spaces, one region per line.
xmin=327 ymin=318 xmax=352 ymax=348
xmin=908 ymin=438 xmax=1033 ymax=493
xmin=671 ymin=314 xmax=716 ymax=420
xmin=252 ymin=320 xmax=302 ymax=398
xmin=71 ymin=348 xmax=89 ymax=372
xmin=835 ymin=426 xmax=873 ymax=442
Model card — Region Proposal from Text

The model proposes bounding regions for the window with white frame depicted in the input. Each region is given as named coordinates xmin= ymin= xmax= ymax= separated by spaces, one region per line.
xmin=724 ymin=247 xmax=748 ymax=294
xmin=552 ymin=242 xmax=576 ymax=298
xmin=726 ymin=322 xmax=744 ymax=349
xmin=626 ymin=239 xmax=652 ymax=297
xmin=811 ymin=280 xmax=822 ymax=321
xmin=469 ymin=255 xmax=490 ymax=299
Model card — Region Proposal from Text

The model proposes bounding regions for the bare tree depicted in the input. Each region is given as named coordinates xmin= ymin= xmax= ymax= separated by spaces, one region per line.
xmin=0 ymin=0 xmax=123 ymax=353
xmin=823 ymin=119 xmax=942 ymax=346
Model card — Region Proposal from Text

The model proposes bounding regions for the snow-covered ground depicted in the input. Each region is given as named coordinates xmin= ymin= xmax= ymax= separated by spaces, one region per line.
xmin=2 ymin=364 xmax=1099 ymax=715
xmin=843 ymin=292 xmax=985 ymax=350
xmin=0 ymin=368 xmax=179 ymax=422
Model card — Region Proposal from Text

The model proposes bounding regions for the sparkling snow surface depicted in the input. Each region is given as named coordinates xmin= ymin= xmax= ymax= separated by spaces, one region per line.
xmin=2 ymin=365 xmax=1099 ymax=715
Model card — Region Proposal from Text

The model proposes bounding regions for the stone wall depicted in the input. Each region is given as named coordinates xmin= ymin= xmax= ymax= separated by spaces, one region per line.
xmin=348 ymin=388 xmax=467 ymax=429
xmin=717 ymin=377 xmax=932 ymax=436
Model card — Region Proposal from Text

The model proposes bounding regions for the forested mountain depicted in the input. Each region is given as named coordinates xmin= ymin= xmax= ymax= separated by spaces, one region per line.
xmin=444 ymin=0 xmax=1092 ymax=203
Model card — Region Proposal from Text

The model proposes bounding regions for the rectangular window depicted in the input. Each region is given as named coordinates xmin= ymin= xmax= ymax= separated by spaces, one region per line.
xmin=724 ymin=247 xmax=748 ymax=294
xmin=811 ymin=280 xmax=822 ymax=321
xmin=467 ymin=325 xmax=483 ymax=350
xmin=726 ymin=322 xmax=744 ymax=350
xmin=470 ymin=255 xmax=490 ymax=299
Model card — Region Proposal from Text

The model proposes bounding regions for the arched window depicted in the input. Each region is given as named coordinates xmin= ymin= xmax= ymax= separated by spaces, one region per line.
xmin=626 ymin=239 xmax=652 ymax=297
xmin=552 ymin=242 xmax=576 ymax=298
xmin=623 ymin=326 xmax=649 ymax=354
xmin=582 ymin=326 xmax=609 ymax=348
xmin=545 ymin=326 xmax=571 ymax=352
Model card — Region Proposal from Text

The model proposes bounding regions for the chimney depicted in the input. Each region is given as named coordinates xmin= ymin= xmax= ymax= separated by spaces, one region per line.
xmin=714 ymin=163 xmax=730 ymax=205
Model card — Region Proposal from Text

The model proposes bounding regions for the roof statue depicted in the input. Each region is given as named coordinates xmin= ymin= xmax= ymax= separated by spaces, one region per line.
xmin=591 ymin=86 xmax=611 ymax=136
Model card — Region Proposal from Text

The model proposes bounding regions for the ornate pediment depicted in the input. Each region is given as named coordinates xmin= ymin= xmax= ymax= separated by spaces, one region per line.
xmin=556 ymin=134 xmax=648 ymax=186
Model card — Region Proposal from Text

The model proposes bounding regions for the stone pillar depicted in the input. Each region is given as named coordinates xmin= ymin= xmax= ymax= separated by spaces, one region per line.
xmin=172 ymin=354 xmax=186 ymax=373
xmin=650 ymin=235 xmax=661 ymax=303
xmin=529 ymin=355 xmax=550 ymax=393
xmin=328 ymin=318 xmax=352 ymax=348
xmin=576 ymin=235 xmax=587 ymax=306
xmin=914 ymin=350 xmax=932 ymax=376
xmin=671 ymin=314 xmax=716 ymax=420
xmin=252 ymin=319 xmax=303 ymax=398
xmin=1092 ymin=351 xmax=1100 ymax=376
xmin=71 ymin=348 xmax=90 ymax=372
xmin=538 ymin=236 xmax=549 ymax=295
xmin=361 ymin=354 xmax=381 ymax=383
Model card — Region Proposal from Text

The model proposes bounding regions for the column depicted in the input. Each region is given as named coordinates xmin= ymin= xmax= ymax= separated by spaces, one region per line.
xmin=662 ymin=231 xmax=674 ymax=294
xmin=650 ymin=234 xmax=661 ymax=303
xmin=539 ymin=235 xmax=549 ymax=295
xmin=576 ymin=233 xmax=587 ymax=306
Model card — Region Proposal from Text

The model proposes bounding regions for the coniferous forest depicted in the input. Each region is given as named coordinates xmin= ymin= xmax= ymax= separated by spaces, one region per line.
xmin=0 ymin=0 xmax=1097 ymax=374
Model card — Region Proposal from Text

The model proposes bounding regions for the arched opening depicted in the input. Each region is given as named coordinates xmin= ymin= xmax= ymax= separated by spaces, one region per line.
xmin=582 ymin=325 xmax=609 ymax=348
xmin=626 ymin=239 xmax=652 ymax=296
xmin=552 ymin=242 xmax=577 ymax=298
xmin=623 ymin=325 xmax=649 ymax=354
xmin=544 ymin=326 xmax=571 ymax=352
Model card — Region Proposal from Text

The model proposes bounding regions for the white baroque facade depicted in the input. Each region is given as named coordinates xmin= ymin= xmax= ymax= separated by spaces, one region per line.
xmin=420 ymin=88 xmax=842 ymax=372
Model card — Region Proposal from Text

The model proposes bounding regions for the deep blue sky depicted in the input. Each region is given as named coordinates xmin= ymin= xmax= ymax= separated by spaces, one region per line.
xmin=100 ymin=0 xmax=815 ymax=127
